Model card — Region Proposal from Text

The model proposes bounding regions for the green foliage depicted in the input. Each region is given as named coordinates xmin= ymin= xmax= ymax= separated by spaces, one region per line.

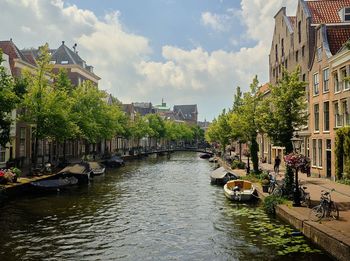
xmin=260 ymin=67 xmax=307 ymax=153
xmin=263 ymin=195 xmax=287 ymax=214
xmin=231 ymin=160 xmax=246 ymax=169
xmin=0 ymin=49 xmax=20 ymax=147
xmin=205 ymin=109 xmax=231 ymax=153
xmin=145 ymin=114 xmax=165 ymax=139
xmin=335 ymin=127 xmax=350 ymax=180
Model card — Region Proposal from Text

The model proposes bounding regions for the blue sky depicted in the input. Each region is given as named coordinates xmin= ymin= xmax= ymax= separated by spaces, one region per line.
xmin=66 ymin=0 xmax=250 ymax=58
xmin=0 ymin=0 xmax=298 ymax=121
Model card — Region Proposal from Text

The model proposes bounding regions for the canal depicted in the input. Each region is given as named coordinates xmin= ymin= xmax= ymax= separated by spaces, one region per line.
xmin=0 ymin=152 xmax=333 ymax=261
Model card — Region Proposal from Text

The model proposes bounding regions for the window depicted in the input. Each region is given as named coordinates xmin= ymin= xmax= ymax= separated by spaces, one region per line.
xmin=275 ymin=44 xmax=278 ymax=61
xmin=341 ymin=67 xmax=349 ymax=90
xmin=285 ymin=59 xmax=288 ymax=69
xmin=19 ymin=127 xmax=26 ymax=157
xmin=324 ymin=101 xmax=329 ymax=131
xmin=323 ymin=68 xmax=329 ymax=92
xmin=61 ymin=60 xmax=68 ymax=64
xmin=314 ymin=104 xmax=319 ymax=131
xmin=312 ymin=139 xmax=317 ymax=166
xmin=335 ymin=102 xmax=342 ymax=127
xmin=313 ymin=73 xmax=319 ymax=95
xmin=296 ymin=51 xmax=299 ymax=62
xmin=302 ymin=46 xmax=305 ymax=57
xmin=281 ymin=38 xmax=284 ymax=57
xmin=334 ymin=72 xmax=341 ymax=93
xmin=298 ymin=21 xmax=301 ymax=43
xmin=0 ymin=145 xmax=5 ymax=163
xmin=318 ymin=139 xmax=322 ymax=167
xmin=317 ymin=47 xmax=322 ymax=62
xmin=345 ymin=7 xmax=350 ymax=21
xmin=343 ymin=100 xmax=350 ymax=126
xmin=306 ymin=138 xmax=310 ymax=158
xmin=302 ymin=74 xmax=306 ymax=82
xmin=273 ymin=68 xmax=275 ymax=77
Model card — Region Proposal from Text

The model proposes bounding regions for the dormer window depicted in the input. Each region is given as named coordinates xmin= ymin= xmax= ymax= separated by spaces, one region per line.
xmin=340 ymin=7 xmax=350 ymax=21
xmin=345 ymin=7 xmax=350 ymax=21
xmin=61 ymin=60 xmax=68 ymax=64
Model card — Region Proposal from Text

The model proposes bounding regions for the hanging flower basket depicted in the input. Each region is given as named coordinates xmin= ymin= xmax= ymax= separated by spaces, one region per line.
xmin=284 ymin=153 xmax=310 ymax=173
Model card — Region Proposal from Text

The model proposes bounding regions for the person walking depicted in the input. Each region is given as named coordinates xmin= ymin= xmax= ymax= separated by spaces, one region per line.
xmin=274 ymin=156 xmax=281 ymax=175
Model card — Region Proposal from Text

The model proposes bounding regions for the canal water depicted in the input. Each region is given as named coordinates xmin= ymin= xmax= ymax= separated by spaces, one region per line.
xmin=0 ymin=152 xmax=333 ymax=261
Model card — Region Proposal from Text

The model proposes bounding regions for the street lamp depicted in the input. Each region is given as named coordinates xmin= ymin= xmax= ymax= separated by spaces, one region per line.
xmin=291 ymin=134 xmax=302 ymax=207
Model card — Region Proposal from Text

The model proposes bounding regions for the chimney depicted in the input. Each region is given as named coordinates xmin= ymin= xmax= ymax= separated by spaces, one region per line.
xmin=62 ymin=41 xmax=65 ymax=45
xmin=73 ymin=43 xmax=77 ymax=53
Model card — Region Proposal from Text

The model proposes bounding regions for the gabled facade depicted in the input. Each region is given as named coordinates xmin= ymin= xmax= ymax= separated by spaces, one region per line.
xmin=0 ymin=40 xmax=38 ymax=168
xmin=173 ymin=105 xmax=198 ymax=125
xmin=268 ymin=0 xmax=350 ymax=179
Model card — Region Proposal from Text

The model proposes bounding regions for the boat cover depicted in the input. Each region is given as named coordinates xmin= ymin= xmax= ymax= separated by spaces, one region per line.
xmin=58 ymin=163 xmax=89 ymax=175
xmin=31 ymin=177 xmax=78 ymax=188
xmin=210 ymin=167 xmax=237 ymax=179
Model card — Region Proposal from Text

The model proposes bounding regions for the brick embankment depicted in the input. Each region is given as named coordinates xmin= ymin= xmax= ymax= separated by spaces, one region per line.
xmin=217 ymin=157 xmax=350 ymax=261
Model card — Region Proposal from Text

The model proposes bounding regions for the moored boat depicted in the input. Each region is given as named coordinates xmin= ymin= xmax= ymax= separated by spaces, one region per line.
xmin=210 ymin=167 xmax=239 ymax=185
xmin=208 ymin=156 xmax=218 ymax=163
xmin=199 ymin=153 xmax=211 ymax=159
xmin=102 ymin=155 xmax=124 ymax=168
xmin=224 ymin=180 xmax=258 ymax=201
xmin=30 ymin=176 xmax=78 ymax=191
xmin=57 ymin=163 xmax=92 ymax=183
xmin=88 ymin=162 xmax=106 ymax=176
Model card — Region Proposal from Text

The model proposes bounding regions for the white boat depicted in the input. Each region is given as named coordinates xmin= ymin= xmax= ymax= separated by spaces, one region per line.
xmin=89 ymin=162 xmax=106 ymax=176
xmin=210 ymin=167 xmax=239 ymax=185
xmin=223 ymin=180 xmax=258 ymax=201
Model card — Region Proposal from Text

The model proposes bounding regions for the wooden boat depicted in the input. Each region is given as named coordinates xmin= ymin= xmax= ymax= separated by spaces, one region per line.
xmin=30 ymin=176 xmax=78 ymax=191
xmin=210 ymin=167 xmax=239 ymax=185
xmin=88 ymin=162 xmax=106 ymax=176
xmin=224 ymin=180 xmax=258 ymax=201
xmin=57 ymin=163 xmax=92 ymax=183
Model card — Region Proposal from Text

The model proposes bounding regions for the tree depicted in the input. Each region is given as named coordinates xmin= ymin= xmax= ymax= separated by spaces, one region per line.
xmin=260 ymin=68 xmax=308 ymax=192
xmin=130 ymin=114 xmax=151 ymax=152
xmin=0 ymin=49 xmax=19 ymax=147
xmin=145 ymin=114 xmax=165 ymax=147
xmin=20 ymin=43 xmax=53 ymax=167
xmin=229 ymin=76 xmax=262 ymax=173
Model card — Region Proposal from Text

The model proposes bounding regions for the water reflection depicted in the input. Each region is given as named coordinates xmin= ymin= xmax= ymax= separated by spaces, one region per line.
xmin=0 ymin=152 xmax=333 ymax=260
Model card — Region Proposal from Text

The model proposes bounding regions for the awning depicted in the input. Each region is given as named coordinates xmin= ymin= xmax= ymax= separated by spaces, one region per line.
xmin=210 ymin=167 xmax=236 ymax=179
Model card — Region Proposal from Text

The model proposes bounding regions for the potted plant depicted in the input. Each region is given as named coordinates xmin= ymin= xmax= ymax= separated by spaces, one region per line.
xmin=261 ymin=172 xmax=270 ymax=193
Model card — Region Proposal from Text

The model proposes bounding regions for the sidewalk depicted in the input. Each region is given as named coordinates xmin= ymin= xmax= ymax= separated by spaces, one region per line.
xmin=219 ymin=158 xmax=350 ymax=261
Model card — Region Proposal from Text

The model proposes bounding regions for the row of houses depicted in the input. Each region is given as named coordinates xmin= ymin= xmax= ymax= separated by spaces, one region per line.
xmin=0 ymin=39 xmax=199 ymax=170
xmin=258 ymin=0 xmax=350 ymax=179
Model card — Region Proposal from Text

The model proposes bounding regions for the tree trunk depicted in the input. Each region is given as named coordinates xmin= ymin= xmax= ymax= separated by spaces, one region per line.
xmin=63 ymin=140 xmax=66 ymax=163
xmin=250 ymin=136 xmax=259 ymax=173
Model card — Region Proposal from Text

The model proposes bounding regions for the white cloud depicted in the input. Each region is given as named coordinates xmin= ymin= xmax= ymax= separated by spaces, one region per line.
xmin=201 ymin=12 xmax=226 ymax=32
xmin=0 ymin=0 xmax=298 ymax=120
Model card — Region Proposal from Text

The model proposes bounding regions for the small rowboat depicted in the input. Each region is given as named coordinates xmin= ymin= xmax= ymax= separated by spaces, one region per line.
xmin=224 ymin=180 xmax=258 ymax=201
xmin=88 ymin=162 xmax=106 ymax=176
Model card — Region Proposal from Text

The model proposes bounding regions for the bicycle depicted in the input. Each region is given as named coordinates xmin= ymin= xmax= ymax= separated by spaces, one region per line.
xmin=309 ymin=189 xmax=339 ymax=222
xmin=299 ymin=185 xmax=311 ymax=208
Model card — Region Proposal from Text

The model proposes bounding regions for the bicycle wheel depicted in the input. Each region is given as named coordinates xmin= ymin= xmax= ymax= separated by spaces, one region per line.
xmin=329 ymin=202 xmax=339 ymax=220
xmin=268 ymin=183 xmax=275 ymax=194
xmin=309 ymin=205 xmax=324 ymax=222
xmin=272 ymin=187 xmax=283 ymax=197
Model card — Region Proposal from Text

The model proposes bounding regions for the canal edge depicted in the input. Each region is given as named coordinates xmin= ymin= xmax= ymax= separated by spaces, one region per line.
xmin=218 ymin=158 xmax=349 ymax=261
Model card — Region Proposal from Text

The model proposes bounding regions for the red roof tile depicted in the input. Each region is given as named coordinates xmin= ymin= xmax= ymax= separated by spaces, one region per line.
xmin=259 ymin=83 xmax=270 ymax=94
xmin=306 ymin=0 xmax=350 ymax=24
xmin=326 ymin=25 xmax=350 ymax=55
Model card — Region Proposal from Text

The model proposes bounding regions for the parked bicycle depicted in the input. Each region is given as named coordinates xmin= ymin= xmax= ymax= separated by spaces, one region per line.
xmin=268 ymin=174 xmax=278 ymax=194
xmin=309 ymin=189 xmax=339 ymax=222
xmin=270 ymin=180 xmax=311 ymax=207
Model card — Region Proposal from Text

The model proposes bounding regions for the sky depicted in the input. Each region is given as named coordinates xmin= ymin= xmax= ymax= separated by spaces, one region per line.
xmin=0 ymin=0 xmax=298 ymax=121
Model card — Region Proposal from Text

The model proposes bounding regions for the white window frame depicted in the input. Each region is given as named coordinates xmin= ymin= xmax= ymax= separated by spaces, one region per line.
xmin=334 ymin=72 xmax=341 ymax=93
xmin=318 ymin=139 xmax=323 ymax=168
xmin=345 ymin=7 xmax=350 ymax=21
xmin=313 ymin=73 xmax=319 ymax=95
xmin=314 ymin=103 xmax=320 ymax=131
xmin=335 ymin=102 xmax=343 ymax=128
xmin=323 ymin=68 xmax=329 ymax=93
xmin=312 ymin=139 xmax=317 ymax=167
xmin=317 ymin=47 xmax=322 ymax=62
xmin=323 ymin=101 xmax=330 ymax=131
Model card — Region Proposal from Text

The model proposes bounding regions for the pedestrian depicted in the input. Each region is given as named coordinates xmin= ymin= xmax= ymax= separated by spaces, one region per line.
xmin=274 ymin=156 xmax=281 ymax=175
